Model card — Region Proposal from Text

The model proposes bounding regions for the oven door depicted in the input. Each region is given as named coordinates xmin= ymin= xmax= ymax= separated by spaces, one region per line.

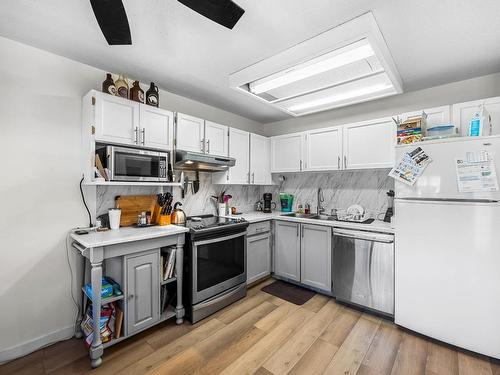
xmin=192 ymin=231 xmax=247 ymax=304
xmin=109 ymin=146 xmax=167 ymax=182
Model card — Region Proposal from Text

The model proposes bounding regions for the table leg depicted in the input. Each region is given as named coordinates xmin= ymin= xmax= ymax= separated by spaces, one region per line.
xmin=89 ymin=260 xmax=103 ymax=368
xmin=175 ymin=242 xmax=184 ymax=325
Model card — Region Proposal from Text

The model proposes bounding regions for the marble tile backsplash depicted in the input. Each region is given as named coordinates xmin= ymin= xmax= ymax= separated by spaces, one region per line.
xmin=96 ymin=169 xmax=393 ymax=220
xmin=262 ymin=169 xmax=394 ymax=219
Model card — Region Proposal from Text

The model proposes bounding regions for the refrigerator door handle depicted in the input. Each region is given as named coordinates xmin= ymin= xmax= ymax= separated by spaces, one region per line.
xmin=396 ymin=197 xmax=499 ymax=204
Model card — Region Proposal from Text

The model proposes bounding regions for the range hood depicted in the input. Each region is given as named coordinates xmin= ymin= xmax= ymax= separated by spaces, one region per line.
xmin=174 ymin=150 xmax=235 ymax=172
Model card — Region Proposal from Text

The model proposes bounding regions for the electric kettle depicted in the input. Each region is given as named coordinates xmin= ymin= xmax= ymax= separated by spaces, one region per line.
xmin=170 ymin=202 xmax=186 ymax=226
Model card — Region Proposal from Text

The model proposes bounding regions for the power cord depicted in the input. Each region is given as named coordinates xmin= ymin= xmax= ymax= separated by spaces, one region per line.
xmin=80 ymin=175 xmax=92 ymax=228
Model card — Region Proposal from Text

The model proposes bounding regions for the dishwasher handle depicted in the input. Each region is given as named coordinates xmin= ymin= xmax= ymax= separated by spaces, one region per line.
xmin=333 ymin=229 xmax=394 ymax=243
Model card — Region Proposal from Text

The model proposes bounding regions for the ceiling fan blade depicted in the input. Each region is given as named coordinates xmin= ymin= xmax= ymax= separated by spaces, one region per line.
xmin=178 ymin=0 xmax=245 ymax=29
xmin=89 ymin=0 xmax=132 ymax=45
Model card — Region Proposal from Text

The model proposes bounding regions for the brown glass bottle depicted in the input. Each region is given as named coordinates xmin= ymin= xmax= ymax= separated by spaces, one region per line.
xmin=115 ymin=74 xmax=129 ymax=99
xmin=129 ymin=81 xmax=144 ymax=103
xmin=146 ymin=82 xmax=159 ymax=107
xmin=102 ymin=73 xmax=117 ymax=95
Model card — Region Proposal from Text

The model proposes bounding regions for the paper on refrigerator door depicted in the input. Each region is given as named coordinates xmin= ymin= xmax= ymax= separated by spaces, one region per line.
xmin=389 ymin=147 xmax=432 ymax=185
xmin=455 ymin=151 xmax=499 ymax=192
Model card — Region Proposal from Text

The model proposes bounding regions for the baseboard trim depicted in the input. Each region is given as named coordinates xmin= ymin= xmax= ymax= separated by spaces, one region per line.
xmin=0 ymin=325 xmax=75 ymax=364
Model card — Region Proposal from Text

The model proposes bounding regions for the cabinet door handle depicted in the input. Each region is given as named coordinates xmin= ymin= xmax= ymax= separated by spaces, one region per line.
xmin=300 ymin=160 xmax=303 ymax=171
xmin=200 ymin=139 xmax=205 ymax=152
xmin=296 ymin=225 xmax=299 ymax=237
xmin=247 ymin=172 xmax=250 ymax=184
xmin=301 ymin=225 xmax=304 ymax=238
xmin=206 ymin=139 xmax=210 ymax=154
xmin=128 ymin=294 xmax=134 ymax=299
xmin=141 ymin=128 xmax=145 ymax=145
xmin=252 ymin=172 xmax=255 ymax=184
xmin=134 ymin=127 xmax=139 ymax=144
xmin=344 ymin=155 xmax=347 ymax=169
xmin=338 ymin=156 xmax=341 ymax=169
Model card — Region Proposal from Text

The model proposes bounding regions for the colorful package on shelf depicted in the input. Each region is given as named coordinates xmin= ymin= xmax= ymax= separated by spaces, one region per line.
xmin=396 ymin=112 xmax=427 ymax=145
xmin=84 ymin=277 xmax=122 ymax=299
xmin=82 ymin=303 xmax=121 ymax=347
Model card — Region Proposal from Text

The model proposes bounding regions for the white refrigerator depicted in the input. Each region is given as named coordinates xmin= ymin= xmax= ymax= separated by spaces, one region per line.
xmin=394 ymin=135 xmax=500 ymax=359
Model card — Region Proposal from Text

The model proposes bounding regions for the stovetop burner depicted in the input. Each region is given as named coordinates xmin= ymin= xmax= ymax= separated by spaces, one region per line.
xmin=186 ymin=214 xmax=247 ymax=231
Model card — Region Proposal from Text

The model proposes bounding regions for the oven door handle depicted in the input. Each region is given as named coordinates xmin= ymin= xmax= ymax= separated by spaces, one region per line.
xmin=193 ymin=284 xmax=245 ymax=311
xmin=193 ymin=231 xmax=246 ymax=247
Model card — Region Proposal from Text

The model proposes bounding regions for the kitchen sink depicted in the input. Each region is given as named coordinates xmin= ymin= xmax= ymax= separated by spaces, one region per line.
xmin=280 ymin=213 xmax=317 ymax=218
xmin=310 ymin=214 xmax=337 ymax=221
xmin=280 ymin=213 xmax=337 ymax=221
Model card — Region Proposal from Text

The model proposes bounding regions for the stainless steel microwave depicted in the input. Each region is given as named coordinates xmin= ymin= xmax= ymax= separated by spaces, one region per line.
xmin=105 ymin=145 xmax=168 ymax=182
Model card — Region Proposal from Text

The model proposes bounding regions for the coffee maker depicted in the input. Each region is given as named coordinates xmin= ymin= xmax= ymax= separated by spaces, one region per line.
xmin=263 ymin=193 xmax=276 ymax=213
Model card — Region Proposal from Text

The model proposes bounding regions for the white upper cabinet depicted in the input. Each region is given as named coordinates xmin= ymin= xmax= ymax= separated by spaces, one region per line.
xmin=304 ymin=126 xmax=342 ymax=171
xmin=93 ymin=92 xmax=140 ymax=145
xmin=452 ymin=96 xmax=500 ymax=136
xmin=204 ymin=121 xmax=229 ymax=156
xmin=227 ymin=128 xmax=250 ymax=184
xmin=176 ymin=113 xmax=205 ymax=152
xmin=401 ymin=105 xmax=451 ymax=129
xmin=139 ymin=105 xmax=174 ymax=149
xmin=250 ymin=133 xmax=271 ymax=185
xmin=270 ymin=133 xmax=304 ymax=172
xmin=343 ymin=117 xmax=396 ymax=169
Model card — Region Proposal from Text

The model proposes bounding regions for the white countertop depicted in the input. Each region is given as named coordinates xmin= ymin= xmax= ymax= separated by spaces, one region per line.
xmin=70 ymin=225 xmax=189 ymax=248
xmin=222 ymin=211 xmax=394 ymax=234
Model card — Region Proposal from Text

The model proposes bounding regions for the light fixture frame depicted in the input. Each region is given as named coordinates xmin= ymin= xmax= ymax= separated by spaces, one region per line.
xmin=229 ymin=12 xmax=403 ymax=117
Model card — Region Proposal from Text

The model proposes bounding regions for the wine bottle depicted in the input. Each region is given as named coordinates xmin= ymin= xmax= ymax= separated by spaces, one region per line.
xmin=102 ymin=73 xmax=117 ymax=95
xmin=130 ymin=81 xmax=144 ymax=103
xmin=146 ymin=82 xmax=159 ymax=107
xmin=115 ymin=74 xmax=129 ymax=99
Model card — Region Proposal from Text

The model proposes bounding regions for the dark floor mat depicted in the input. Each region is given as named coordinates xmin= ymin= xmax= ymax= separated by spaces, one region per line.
xmin=261 ymin=280 xmax=316 ymax=305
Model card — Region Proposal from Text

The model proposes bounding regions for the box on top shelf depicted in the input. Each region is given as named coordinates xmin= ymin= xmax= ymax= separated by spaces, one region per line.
xmin=396 ymin=112 xmax=427 ymax=145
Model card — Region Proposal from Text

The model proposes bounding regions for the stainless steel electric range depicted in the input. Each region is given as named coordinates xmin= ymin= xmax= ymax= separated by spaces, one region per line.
xmin=183 ymin=214 xmax=249 ymax=323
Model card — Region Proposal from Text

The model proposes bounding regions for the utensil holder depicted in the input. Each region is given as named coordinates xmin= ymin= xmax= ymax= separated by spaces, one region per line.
xmin=158 ymin=215 xmax=171 ymax=226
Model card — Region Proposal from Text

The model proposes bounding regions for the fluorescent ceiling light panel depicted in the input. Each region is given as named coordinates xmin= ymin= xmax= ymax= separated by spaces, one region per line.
xmin=229 ymin=12 xmax=403 ymax=117
xmin=287 ymin=83 xmax=392 ymax=112
xmin=249 ymin=40 xmax=375 ymax=94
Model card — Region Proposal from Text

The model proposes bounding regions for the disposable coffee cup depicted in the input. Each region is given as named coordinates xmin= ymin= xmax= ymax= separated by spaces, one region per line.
xmin=109 ymin=208 xmax=121 ymax=230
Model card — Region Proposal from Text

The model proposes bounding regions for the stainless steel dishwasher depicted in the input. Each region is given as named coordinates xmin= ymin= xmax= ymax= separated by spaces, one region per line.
xmin=332 ymin=228 xmax=394 ymax=317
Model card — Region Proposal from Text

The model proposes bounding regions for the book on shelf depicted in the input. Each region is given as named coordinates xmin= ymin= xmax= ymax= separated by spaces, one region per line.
xmin=162 ymin=248 xmax=176 ymax=280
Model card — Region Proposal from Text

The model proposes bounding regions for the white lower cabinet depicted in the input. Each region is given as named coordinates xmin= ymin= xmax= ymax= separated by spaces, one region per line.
xmin=126 ymin=251 xmax=160 ymax=335
xmin=247 ymin=231 xmax=272 ymax=284
xmin=300 ymin=224 xmax=332 ymax=292
xmin=274 ymin=221 xmax=332 ymax=293
xmin=273 ymin=221 xmax=301 ymax=282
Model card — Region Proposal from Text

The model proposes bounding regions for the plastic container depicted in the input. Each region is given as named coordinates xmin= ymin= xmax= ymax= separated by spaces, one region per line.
xmin=426 ymin=125 xmax=456 ymax=138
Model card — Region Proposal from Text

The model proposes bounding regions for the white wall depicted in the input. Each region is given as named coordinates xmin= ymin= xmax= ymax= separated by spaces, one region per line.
xmin=262 ymin=72 xmax=500 ymax=135
xmin=0 ymin=36 xmax=262 ymax=361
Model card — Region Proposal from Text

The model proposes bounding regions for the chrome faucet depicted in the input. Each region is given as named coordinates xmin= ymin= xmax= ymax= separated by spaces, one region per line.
xmin=317 ymin=188 xmax=325 ymax=215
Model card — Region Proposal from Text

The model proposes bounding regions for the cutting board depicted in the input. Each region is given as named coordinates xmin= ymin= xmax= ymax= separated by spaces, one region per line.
xmin=115 ymin=195 xmax=159 ymax=227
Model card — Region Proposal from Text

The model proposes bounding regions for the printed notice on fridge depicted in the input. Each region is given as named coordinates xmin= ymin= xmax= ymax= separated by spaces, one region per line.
xmin=389 ymin=147 xmax=432 ymax=185
xmin=455 ymin=151 xmax=499 ymax=192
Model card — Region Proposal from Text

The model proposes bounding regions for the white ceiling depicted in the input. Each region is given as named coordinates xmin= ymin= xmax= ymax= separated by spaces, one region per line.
xmin=1 ymin=0 xmax=499 ymax=123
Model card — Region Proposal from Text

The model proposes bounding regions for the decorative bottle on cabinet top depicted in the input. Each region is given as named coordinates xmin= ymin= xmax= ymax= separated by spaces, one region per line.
xmin=102 ymin=73 xmax=117 ymax=95
xmin=130 ymin=81 xmax=144 ymax=103
xmin=146 ymin=82 xmax=159 ymax=107
xmin=115 ymin=74 xmax=129 ymax=99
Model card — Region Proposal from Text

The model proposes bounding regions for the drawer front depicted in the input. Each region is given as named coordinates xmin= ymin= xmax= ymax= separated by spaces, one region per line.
xmin=247 ymin=221 xmax=271 ymax=236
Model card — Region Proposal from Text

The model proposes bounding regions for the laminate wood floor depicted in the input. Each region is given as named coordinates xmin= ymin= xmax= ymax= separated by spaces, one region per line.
xmin=2 ymin=278 xmax=499 ymax=375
